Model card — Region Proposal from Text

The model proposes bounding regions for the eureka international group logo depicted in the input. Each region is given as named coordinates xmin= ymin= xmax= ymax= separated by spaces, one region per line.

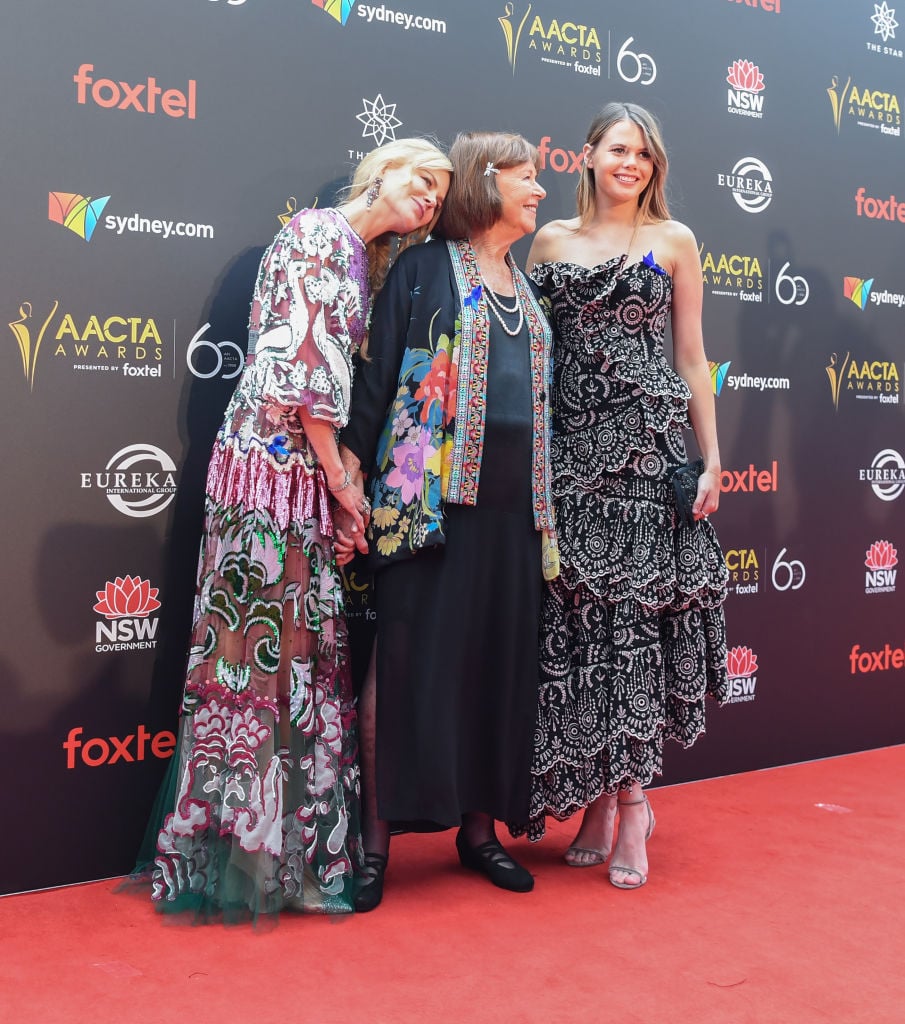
xmin=859 ymin=448 xmax=905 ymax=500
xmin=81 ymin=443 xmax=178 ymax=518
xmin=717 ymin=157 xmax=773 ymax=213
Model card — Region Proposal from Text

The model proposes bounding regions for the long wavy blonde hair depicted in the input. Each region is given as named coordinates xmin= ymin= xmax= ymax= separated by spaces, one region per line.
xmin=576 ymin=102 xmax=670 ymax=227
xmin=345 ymin=138 xmax=453 ymax=295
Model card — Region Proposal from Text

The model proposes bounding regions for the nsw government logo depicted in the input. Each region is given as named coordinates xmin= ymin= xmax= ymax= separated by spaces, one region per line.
xmin=726 ymin=645 xmax=758 ymax=704
xmin=94 ymin=575 xmax=161 ymax=652
xmin=859 ymin=448 xmax=905 ymax=500
xmin=726 ymin=60 xmax=765 ymax=119
xmin=81 ymin=443 xmax=178 ymax=518
xmin=864 ymin=540 xmax=898 ymax=594
xmin=717 ymin=158 xmax=773 ymax=213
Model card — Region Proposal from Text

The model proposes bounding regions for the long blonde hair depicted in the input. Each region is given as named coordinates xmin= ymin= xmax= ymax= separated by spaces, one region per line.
xmin=576 ymin=102 xmax=670 ymax=227
xmin=345 ymin=138 xmax=453 ymax=294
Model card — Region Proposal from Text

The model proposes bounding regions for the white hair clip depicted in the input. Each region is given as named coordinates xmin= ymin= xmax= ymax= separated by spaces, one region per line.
xmin=484 ymin=162 xmax=500 ymax=176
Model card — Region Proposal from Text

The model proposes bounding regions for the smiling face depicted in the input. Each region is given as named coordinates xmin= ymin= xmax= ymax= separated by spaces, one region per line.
xmin=585 ymin=119 xmax=655 ymax=209
xmin=493 ymin=160 xmax=547 ymax=241
xmin=380 ymin=162 xmax=450 ymax=235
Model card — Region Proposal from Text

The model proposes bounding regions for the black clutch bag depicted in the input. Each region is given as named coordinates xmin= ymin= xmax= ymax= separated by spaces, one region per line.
xmin=668 ymin=458 xmax=704 ymax=528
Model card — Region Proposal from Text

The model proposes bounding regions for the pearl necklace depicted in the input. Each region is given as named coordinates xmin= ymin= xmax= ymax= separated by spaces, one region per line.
xmin=480 ymin=265 xmax=524 ymax=337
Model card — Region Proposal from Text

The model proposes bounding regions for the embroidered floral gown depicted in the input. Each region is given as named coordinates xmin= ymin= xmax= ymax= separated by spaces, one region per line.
xmin=518 ymin=255 xmax=729 ymax=840
xmin=150 ymin=208 xmax=366 ymax=916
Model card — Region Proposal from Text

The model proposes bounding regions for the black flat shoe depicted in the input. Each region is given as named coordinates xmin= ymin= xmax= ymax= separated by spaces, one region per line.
xmin=354 ymin=852 xmax=388 ymax=912
xmin=455 ymin=829 xmax=534 ymax=893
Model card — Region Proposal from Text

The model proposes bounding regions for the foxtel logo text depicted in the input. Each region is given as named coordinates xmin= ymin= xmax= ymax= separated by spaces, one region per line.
xmin=74 ymin=64 xmax=197 ymax=118
xmin=63 ymin=725 xmax=175 ymax=768
xmin=849 ymin=643 xmax=905 ymax=674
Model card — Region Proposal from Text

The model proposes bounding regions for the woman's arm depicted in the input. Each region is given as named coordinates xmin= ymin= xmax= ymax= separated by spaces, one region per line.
xmin=669 ymin=222 xmax=721 ymax=517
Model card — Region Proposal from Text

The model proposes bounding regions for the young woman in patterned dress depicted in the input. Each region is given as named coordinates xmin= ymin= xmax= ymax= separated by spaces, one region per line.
xmin=519 ymin=103 xmax=728 ymax=889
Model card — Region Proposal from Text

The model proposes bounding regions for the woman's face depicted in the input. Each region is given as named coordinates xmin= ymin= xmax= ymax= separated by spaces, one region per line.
xmin=584 ymin=119 xmax=654 ymax=207
xmin=379 ymin=163 xmax=450 ymax=235
xmin=493 ymin=160 xmax=546 ymax=240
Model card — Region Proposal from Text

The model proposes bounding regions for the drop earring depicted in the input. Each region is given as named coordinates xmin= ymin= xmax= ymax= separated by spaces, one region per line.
xmin=366 ymin=176 xmax=383 ymax=208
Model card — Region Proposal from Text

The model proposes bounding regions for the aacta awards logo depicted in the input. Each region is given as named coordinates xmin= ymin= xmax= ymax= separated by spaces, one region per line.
xmin=864 ymin=540 xmax=898 ymax=594
xmin=81 ymin=443 xmax=178 ymax=518
xmin=8 ymin=300 xmax=59 ymax=391
xmin=827 ymin=75 xmax=901 ymax=136
xmin=498 ymin=3 xmax=602 ymax=77
xmin=859 ymin=448 xmax=905 ymax=500
xmin=700 ymin=246 xmax=763 ymax=301
xmin=94 ymin=575 xmax=161 ymax=652
xmin=717 ymin=157 xmax=773 ymax=213
xmin=726 ymin=645 xmax=758 ymax=704
xmin=726 ymin=59 xmax=765 ymax=119
xmin=9 ymin=300 xmax=165 ymax=383
xmin=825 ymin=351 xmax=901 ymax=410
xmin=74 ymin=64 xmax=197 ymax=119
xmin=725 ymin=549 xmax=760 ymax=596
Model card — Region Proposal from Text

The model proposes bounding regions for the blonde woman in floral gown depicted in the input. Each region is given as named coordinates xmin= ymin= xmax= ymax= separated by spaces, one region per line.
xmin=148 ymin=140 xmax=450 ymax=919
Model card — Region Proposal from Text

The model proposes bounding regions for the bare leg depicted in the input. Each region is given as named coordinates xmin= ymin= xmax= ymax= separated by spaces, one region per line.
xmin=563 ymin=791 xmax=618 ymax=867
xmin=608 ymin=782 xmax=656 ymax=889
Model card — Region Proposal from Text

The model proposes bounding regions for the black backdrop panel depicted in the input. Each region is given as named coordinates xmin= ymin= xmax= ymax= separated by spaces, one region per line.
xmin=1 ymin=0 xmax=903 ymax=893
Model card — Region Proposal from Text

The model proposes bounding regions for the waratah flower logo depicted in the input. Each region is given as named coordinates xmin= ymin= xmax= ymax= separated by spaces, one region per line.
xmin=93 ymin=576 xmax=161 ymax=619
xmin=726 ymin=645 xmax=758 ymax=678
xmin=865 ymin=540 xmax=898 ymax=569
xmin=727 ymin=60 xmax=765 ymax=93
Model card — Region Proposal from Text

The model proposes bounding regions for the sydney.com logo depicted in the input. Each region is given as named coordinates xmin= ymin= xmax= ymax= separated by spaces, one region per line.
xmin=48 ymin=191 xmax=214 ymax=242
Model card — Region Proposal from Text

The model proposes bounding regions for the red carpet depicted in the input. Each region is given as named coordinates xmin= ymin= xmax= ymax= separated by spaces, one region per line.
xmin=2 ymin=746 xmax=903 ymax=1024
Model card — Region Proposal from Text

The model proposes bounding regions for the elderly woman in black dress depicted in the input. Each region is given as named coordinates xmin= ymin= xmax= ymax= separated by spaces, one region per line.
xmin=337 ymin=132 xmax=554 ymax=910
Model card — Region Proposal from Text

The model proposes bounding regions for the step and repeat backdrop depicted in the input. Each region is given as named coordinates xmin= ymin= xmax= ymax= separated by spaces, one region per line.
xmin=1 ymin=0 xmax=903 ymax=894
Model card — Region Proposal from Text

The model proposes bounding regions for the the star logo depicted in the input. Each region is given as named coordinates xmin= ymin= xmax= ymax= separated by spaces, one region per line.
xmin=871 ymin=2 xmax=899 ymax=41
xmin=356 ymin=94 xmax=402 ymax=146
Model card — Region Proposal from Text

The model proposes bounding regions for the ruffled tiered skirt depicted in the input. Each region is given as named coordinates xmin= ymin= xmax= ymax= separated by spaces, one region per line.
xmin=515 ymin=260 xmax=728 ymax=841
